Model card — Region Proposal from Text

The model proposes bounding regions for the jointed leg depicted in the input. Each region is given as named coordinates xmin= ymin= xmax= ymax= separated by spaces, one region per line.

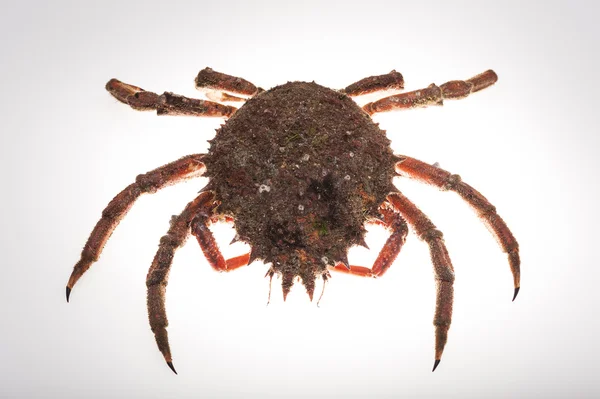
xmin=106 ymin=79 xmax=237 ymax=117
xmin=363 ymin=70 xmax=498 ymax=114
xmin=146 ymin=192 xmax=214 ymax=374
xmin=195 ymin=67 xmax=260 ymax=98
xmin=341 ymin=70 xmax=405 ymax=97
xmin=66 ymin=154 xmax=206 ymax=301
xmin=387 ymin=192 xmax=455 ymax=372
xmin=395 ymin=155 xmax=520 ymax=299
xmin=329 ymin=202 xmax=409 ymax=277
xmin=201 ymin=213 xmax=251 ymax=272
xmin=146 ymin=191 xmax=250 ymax=374
xmin=191 ymin=210 xmax=251 ymax=273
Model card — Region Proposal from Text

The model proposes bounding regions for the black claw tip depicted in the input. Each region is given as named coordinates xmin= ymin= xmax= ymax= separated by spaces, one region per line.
xmin=66 ymin=286 xmax=71 ymax=302
xmin=512 ymin=287 xmax=520 ymax=302
xmin=432 ymin=359 xmax=441 ymax=372
xmin=167 ymin=361 xmax=177 ymax=374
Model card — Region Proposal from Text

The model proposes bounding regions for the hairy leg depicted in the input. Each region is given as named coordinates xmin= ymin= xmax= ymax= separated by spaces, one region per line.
xmin=386 ymin=192 xmax=455 ymax=372
xmin=363 ymin=70 xmax=497 ymax=114
xmin=195 ymin=67 xmax=260 ymax=97
xmin=395 ymin=155 xmax=520 ymax=299
xmin=341 ymin=70 xmax=405 ymax=97
xmin=329 ymin=202 xmax=409 ymax=277
xmin=146 ymin=191 xmax=250 ymax=374
xmin=146 ymin=192 xmax=213 ymax=374
xmin=106 ymin=79 xmax=237 ymax=117
xmin=66 ymin=154 xmax=206 ymax=301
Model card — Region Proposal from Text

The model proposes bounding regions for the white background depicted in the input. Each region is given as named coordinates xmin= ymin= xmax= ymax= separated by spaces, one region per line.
xmin=1 ymin=1 xmax=598 ymax=398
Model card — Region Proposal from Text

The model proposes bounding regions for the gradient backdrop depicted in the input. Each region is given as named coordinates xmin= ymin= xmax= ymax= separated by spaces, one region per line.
xmin=1 ymin=1 xmax=598 ymax=398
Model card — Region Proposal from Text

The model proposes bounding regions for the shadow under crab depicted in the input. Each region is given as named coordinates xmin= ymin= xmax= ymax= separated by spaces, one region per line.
xmin=67 ymin=67 xmax=520 ymax=374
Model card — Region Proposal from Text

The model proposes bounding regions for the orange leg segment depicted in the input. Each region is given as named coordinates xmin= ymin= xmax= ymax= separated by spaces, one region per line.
xmin=191 ymin=212 xmax=250 ymax=272
xmin=329 ymin=202 xmax=409 ymax=278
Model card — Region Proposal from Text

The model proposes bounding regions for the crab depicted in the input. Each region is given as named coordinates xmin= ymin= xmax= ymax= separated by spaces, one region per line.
xmin=67 ymin=67 xmax=520 ymax=374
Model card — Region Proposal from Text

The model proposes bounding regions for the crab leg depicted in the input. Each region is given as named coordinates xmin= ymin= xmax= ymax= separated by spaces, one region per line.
xmin=196 ymin=214 xmax=252 ymax=272
xmin=223 ymin=253 xmax=251 ymax=271
xmin=341 ymin=70 xmax=405 ymax=97
xmin=191 ymin=204 xmax=252 ymax=273
xmin=331 ymin=193 xmax=455 ymax=371
xmin=195 ymin=67 xmax=260 ymax=99
xmin=395 ymin=156 xmax=520 ymax=300
xmin=66 ymin=154 xmax=206 ymax=301
xmin=363 ymin=70 xmax=498 ymax=114
xmin=329 ymin=202 xmax=409 ymax=277
xmin=147 ymin=191 xmax=250 ymax=374
xmin=106 ymin=79 xmax=237 ymax=117
xmin=387 ymin=192 xmax=455 ymax=372
xmin=146 ymin=192 xmax=213 ymax=374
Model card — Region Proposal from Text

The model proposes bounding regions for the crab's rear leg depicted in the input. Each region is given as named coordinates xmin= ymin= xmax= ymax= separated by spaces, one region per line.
xmin=66 ymin=154 xmax=206 ymax=301
xmin=195 ymin=67 xmax=261 ymax=102
xmin=330 ymin=193 xmax=455 ymax=371
xmin=341 ymin=70 xmax=405 ymax=96
xmin=386 ymin=192 xmax=455 ymax=372
xmin=395 ymin=156 xmax=520 ymax=299
xmin=363 ymin=70 xmax=498 ymax=114
xmin=329 ymin=202 xmax=409 ymax=277
xmin=146 ymin=192 xmax=212 ymax=374
xmin=147 ymin=192 xmax=249 ymax=374
xmin=106 ymin=79 xmax=237 ymax=117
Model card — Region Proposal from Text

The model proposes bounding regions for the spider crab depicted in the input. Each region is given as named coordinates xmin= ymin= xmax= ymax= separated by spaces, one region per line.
xmin=67 ymin=67 xmax=520 ymax=373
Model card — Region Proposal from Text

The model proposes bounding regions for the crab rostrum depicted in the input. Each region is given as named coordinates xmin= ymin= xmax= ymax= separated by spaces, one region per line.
xmin=67 ymin=67 xmax=520 ymax=374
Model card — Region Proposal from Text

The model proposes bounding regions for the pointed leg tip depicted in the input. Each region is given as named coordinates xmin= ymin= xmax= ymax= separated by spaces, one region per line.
xmin=167 ymin=361 xmax=178 ymax=374
xmin=512 ymin=287 xmax=520 ymax=301
xmin=432 ymin=359 xmax=441 ymax=372
xmin=66 ymin=286 xmax=71 ymax=302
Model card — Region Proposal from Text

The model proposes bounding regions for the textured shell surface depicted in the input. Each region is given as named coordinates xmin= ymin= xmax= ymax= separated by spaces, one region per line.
xmin=204 ymin=81 xmax=397 ymax=293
